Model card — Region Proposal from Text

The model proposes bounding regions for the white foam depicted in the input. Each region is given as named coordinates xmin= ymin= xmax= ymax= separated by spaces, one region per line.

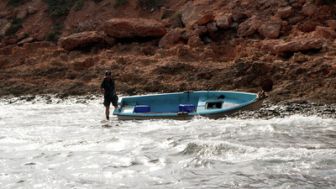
xmin=0 ymin=98 xmax=335 ymax=188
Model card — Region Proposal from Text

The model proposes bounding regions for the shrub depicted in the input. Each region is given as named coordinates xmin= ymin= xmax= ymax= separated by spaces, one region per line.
xmin=115 ymin=0 xmax=128 ymax=7
xmin=23 ymin=32 xmax=29 ymax=38
xmin=313 ymin=0 xmax=336 ymax=4
xmin=321 ymin=0 xmax=336 ymax=4
xmin=46 ymin=24 xmax=63 ymax=42
xmin=46 ymin=31 xmax=60 ymax=42
xmin=138 ymin=0 xmax=165 ymax=10
xmin=43 ymin=0 xmax=76 ymax=18
xmin=5 ymin=18 xmax=23 ymax=36
xmin=92 ymin=0 xmax=103 ymax=3
xmin=7 ymin=0 xmax=25 ymax=7
xmin=74 ymin=0 xmax=85 ymax=11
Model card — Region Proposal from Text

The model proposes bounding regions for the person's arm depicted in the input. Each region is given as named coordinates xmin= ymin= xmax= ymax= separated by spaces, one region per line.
xmin=100 ymin=80 xmax=105 ymax=94
xmin=112 ymin=80 xmax=116 ymax=95
xmin=112 ymin=80 xmax=118 ymax=108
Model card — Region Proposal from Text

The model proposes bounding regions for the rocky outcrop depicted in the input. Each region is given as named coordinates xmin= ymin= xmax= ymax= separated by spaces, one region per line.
xmin=103 ymin=18 xmax=166 ymax=38
xmin=59 ymin=31 xmax=107 ymax=51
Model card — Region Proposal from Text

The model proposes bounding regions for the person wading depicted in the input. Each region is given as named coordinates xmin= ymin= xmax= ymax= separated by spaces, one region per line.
xmin=101 ymin=70 xmax=118 ymax=120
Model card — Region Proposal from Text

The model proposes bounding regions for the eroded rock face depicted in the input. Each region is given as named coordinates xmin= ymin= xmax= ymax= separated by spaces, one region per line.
xmin=103 ymin=18 xmax=166 ymax=38
xmin=59 ymin=31 xmax=107 ymax=51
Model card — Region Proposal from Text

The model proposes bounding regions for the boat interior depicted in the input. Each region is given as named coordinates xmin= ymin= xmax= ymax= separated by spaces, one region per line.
xmin=117 ymin=91 xmax=258 ymax=115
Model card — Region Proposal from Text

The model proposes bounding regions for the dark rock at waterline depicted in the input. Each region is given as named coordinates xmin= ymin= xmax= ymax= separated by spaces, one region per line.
xmin=232 ymin=102 xmax=336 ymax=119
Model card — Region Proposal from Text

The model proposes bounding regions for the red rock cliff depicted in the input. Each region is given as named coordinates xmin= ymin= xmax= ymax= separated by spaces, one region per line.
xmin=0 ymin=0 xmax=335 ymax=103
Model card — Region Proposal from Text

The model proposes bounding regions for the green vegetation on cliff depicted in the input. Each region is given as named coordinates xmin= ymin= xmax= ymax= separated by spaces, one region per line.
xmin=43 ymin=0 xmax=83 ymax=42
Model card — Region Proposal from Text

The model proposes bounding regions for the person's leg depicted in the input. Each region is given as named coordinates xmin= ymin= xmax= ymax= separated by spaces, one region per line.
xmin=104 ymin=96 xmax=111 ymax=120
xmin=105 ymin=105 xmax=110 ymax=120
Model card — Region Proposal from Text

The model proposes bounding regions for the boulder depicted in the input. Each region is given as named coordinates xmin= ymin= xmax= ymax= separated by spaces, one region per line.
xmin=72 ymin=57 xmax=95 ymax=71
xmin=160 ymin=7 xmax=175 ymax=19
xmin=232 ymin=12 xmax=248 ymax=23
xmin=187 ymin=33 xmax=203 ymax=47
xmin=3 ymin=37 xmax=18 ymax=45
xmin=0 ymin=11 xmax=9 ymax=18
xmin=263 ymin=38 xmax=324 ymax=55
xmin=159 ymin=28 xmax=186 ymax=48
xmin=59 ymin=31 xmax=106 ymax=51
xmin=192 ymin=25 xmax=208 ymax=35
xmin=180 ymin=2 xmax=201 ymax=27
xmin=215 ymin=14 xmax=232 ymax=29
xmin=277 ymin=6 xmax=294 ymax=19
xmin=191 ymin=13 xmax=215 ymax=27
xmin=16 ymin=9 xmax=28 ymax=19
xmin=238 ymin=16 xmax=261 ymax=37
xmin=314 ymin=26 xmax=336 ymax=39
xmin=298 ymin=20 xmax=319 ymax=33
xmin=27 ymin=6 xmax=38 ymax=15
xmin=180 ymin=1 xmax=215 ymax=28
xmin=326 ymin=20 xmax=336 ymax=30
xmin=176 ymin=45 xmax=195 ymax=60
xmin=17 ymin=37 xmax=34 ymax=45
xmin=292 ymin=52 xmax=308 ymax=63
xmin=206 ymin=22 xmax=218 ymax=32
xmin=302 ymin=3 xmax=317 ymax=17
xmin=258 ymin=22 xmax=281 ymax=39
xmin=288 ymin=15 xmax=305 ymax=25
xmin=103 ymin=18 xmax=166 ymax=38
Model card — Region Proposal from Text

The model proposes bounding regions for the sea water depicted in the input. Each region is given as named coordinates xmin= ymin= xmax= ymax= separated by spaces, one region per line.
xmin=0 ymin=97 xmax=335 ymax=189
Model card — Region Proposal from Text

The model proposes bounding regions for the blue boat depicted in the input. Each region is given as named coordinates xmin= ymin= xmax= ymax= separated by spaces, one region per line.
xmin=113 ymin=91 xmax=263 ymax=120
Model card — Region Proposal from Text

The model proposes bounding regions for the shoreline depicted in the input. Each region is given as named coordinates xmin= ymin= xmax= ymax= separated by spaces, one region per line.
xmin=1 ymin=94 xmax=335 ymax=119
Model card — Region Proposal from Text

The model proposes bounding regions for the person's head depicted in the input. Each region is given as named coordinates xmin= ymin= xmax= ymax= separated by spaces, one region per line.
xmin=105 ymin=70 xmax=112 ymax=78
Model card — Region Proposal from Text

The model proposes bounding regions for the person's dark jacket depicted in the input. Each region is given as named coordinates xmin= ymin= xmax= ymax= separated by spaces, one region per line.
xmin=101 ymin=78 xmax=116 ymax=98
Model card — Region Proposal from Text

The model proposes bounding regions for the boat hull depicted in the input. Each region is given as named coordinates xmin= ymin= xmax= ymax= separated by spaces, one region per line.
xmin=113 ymin=91 xmax=262 ymax=120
